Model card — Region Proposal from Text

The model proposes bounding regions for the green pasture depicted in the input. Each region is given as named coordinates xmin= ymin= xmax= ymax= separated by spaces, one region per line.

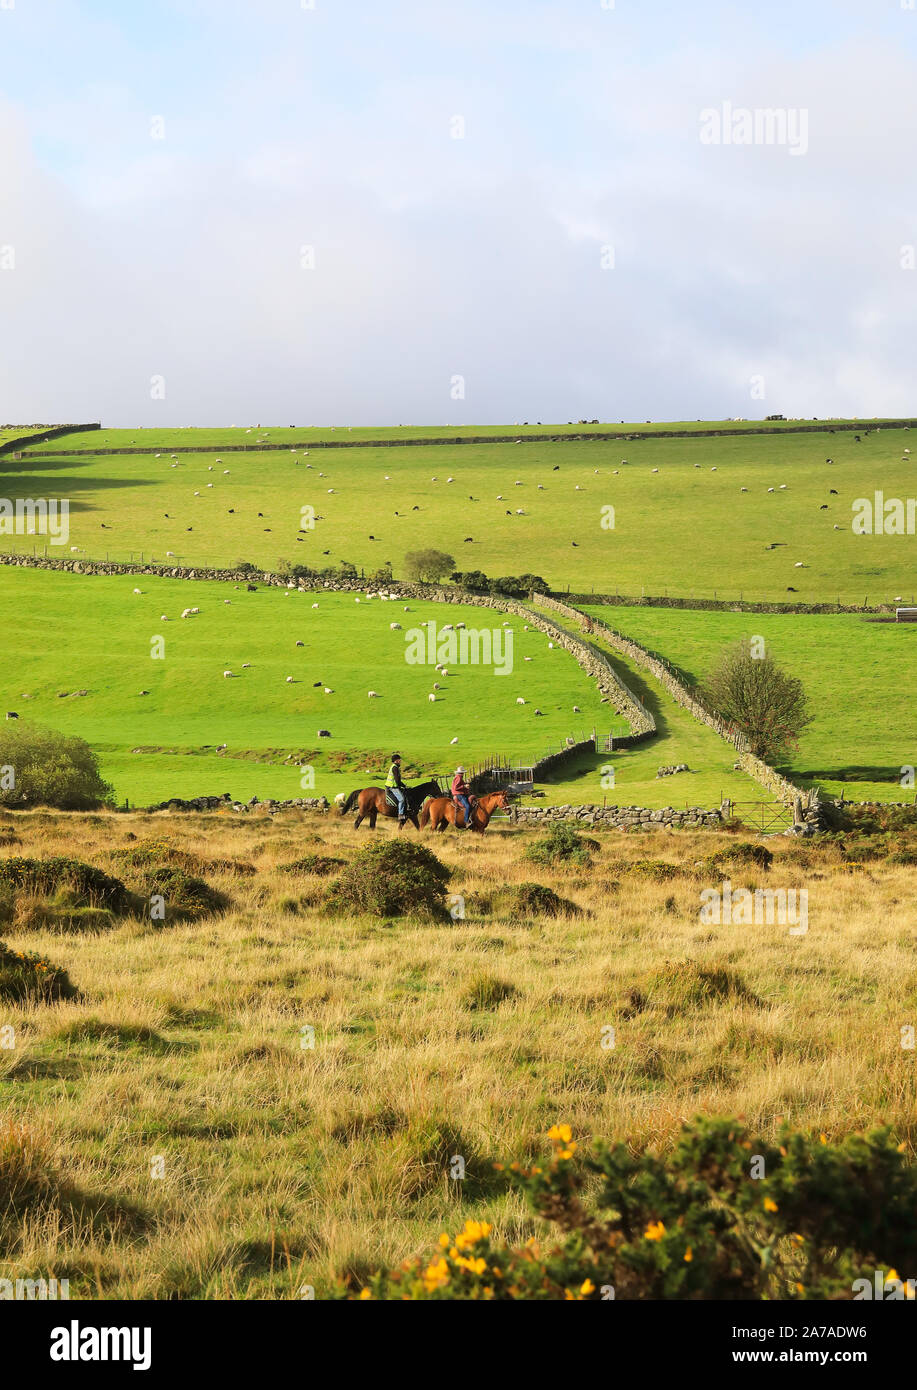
xmin=23 ymin=418 xmax=900 ymax=451
xmin=4 ymin=425 xmax=916 ymax=601
xmin=580 ymin=604 xmax=917 ymax=804
xmin=0 ymin=566 xmax=628 ymax=807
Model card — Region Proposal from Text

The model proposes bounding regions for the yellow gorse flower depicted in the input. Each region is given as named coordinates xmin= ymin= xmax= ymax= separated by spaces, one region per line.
xmin=547 ymin=1124 xmax=573 ymax=1145
xmin=423 ymin=1257 xmax=450 ymax=1292
xmin=580 ymin=1278 xmax=596 ymax=1295
xmin=644 ymin=1220 xmax=666 ymax=1241
xmin=763 ymin=1197 xmax=779 ymax=1213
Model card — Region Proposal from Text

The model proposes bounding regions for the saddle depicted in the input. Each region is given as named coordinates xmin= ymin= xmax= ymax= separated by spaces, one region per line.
xmin=384 ymin=788 xmax=405 ymax=810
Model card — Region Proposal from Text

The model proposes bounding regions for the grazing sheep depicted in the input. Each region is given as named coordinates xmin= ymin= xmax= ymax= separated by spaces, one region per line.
xmin=390 ymin=622 xmax=402 ymax=630
xmin=651 ymin=467 xmax=659 ymax=473
xmin=286 ymin=676 xmax=294 ymax=683
xmin=548 ymin=641 xmax=555 ymax=648
xmin=133 ymin=587 xmax=142 ymax=594
xmin=242 ymin=663 xmax=251 ymax=668
xmin=6 ymin=712 xmax=19 ymax=720
xmin=516 ymin=697 xmax=526 ymax=705
xmin=367 ymin=690 xmax=380 ymax=698
xmin=139 ymin=690 xmax=149 ymax=696
xmin=324 ymin=687 xmax=333 ymax=694
xmin=428 ymin=693 xmax=436 ymax=702
xmin=533 ymin=708 xmax=544 ymax=716
xmin=296 ymin=640 xmax=304 ymax=647
xmin=318 ymin=730 xmax=331 ymax=737
xmin=223 ymin=670 xmax=233 ymax=678
xmin=433 ymin=682 xmax=441 ymax=691
xmin=312 ymin=603 xmax=319 ymax=608
xmin=450 ymin=737 xmax=458 ymax=744
xmin=767 ymin=487 xmax=775 ymax=493
xmin=573 ymin=705 xmax=580 ymax=713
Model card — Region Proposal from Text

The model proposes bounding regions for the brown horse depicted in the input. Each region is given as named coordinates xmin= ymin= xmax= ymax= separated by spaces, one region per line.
xmin=339 ymin=779 xmax=441 ymax=830
xmin=420 ymin=790 xmax=510 ymax=833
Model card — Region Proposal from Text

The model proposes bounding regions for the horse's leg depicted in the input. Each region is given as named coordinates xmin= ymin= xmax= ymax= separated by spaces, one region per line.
xmin=369 ymin=807 xmax=378 ymax=828
xmin=353 ymin=815 xmax=363 ymax=829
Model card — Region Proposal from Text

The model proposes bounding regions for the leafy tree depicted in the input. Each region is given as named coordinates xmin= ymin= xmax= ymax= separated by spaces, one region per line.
xmin=0 ymin=724 xmax=115 ymax=810
xmin=403 ymin=549 xmax=456 ymax=583
xmin=702 ymin=643 xmax=811 ymax=762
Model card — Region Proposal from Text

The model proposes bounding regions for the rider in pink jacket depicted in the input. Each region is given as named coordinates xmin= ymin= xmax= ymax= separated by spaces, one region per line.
xmin=451 ymin=766 xmax=473 ymax=830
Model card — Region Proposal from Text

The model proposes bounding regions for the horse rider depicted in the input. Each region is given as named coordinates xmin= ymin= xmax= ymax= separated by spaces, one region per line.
xmin=451 ymin=765 xmax=473 ymax=830
xmin=385 ymin=752 xmax=408 ymax=827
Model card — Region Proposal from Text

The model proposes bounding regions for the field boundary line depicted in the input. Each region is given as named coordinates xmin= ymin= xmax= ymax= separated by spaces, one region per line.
xmin=11 ymin=417 xmax=917 ymax=458
xmin=533 ymin=593 xmax=817 ymax=814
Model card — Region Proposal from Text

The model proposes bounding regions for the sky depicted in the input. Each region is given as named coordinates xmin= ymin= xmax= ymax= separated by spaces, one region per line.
xmin=0 ymin=0 xmax=915 ymax=426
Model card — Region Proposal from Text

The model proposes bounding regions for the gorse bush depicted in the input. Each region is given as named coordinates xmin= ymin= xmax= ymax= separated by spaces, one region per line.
xmin=132 ymin=866 xmax=230 ymax=922
xmin=523 ymin=823 xmax=598 ymax=868
xmin=279 ymin=855 xmax=346 ymax=877
xmin=324 ymin=840 xmax=451 ymax=919
xmin=343 ymin=1119 xmax=917 ymax=1300
xmin=0 ymin=857 xmax=129 ymax=912
xmin=502 ymin=882 xmax=580 ymax=918
xmin=0 ymin=940 xmax=77 ymax=1002
xmin=0 ymin=723 xmax=114 ymax=810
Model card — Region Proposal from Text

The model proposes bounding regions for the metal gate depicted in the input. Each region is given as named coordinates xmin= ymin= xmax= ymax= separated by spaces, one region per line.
xmin=727 ymin=801 xmax=794 ymax=832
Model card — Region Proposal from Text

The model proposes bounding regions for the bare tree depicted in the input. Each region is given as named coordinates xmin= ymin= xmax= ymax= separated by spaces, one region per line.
xmin=702 ymin=643 xmax=811 ymax=762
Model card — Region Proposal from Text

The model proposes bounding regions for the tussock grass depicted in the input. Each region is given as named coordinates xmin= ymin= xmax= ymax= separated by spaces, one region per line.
xmin=0 ymin=807 xmax=915 ymax=1297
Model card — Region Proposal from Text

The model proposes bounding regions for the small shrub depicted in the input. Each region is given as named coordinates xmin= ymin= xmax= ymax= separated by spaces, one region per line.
xmin=0 ymin=723 xmax=115 ymax=809
xmin=501 ymin=882 xmax=580 ymax=918
xmin=324 ymin=841 xmax=451 ymax=919
xmin=132 ymin=866 xmax=230 ymax=921
xmin=342 ymin=1119 xmax=917 ymax=1300
xmin=0 ymin=939 xmax=78 ymax=1002
xmin=523 ymin=824 xmax=598 ymax=868
xmin=462 ymin=973 xmax=518 ymax=1011
xmin=0 ymin=857 xmax=129 ymax=912
xmin=279 ymin=855 xmax=345 ymax=877
xmin=712 ymin=841 xmax=774 ymax=872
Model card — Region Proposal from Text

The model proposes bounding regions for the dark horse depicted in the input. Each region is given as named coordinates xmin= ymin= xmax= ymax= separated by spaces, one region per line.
xmin=339 ymin=779 xmax=442 ymax=830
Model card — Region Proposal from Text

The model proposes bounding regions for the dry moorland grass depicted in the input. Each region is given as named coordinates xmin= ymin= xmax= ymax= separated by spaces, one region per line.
xmin=0 ymin=807 xmax=915 ymax=1298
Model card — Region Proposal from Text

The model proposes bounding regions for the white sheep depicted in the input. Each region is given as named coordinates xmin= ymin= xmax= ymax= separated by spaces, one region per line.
xmin=312 ymin=603 xmax=319 ymax=608
xmin=286 ymin=676 xmax=294 ymax=683
xmin=573 ymin=705 xmax=581 ymax=713
xmin=428 ymin=693 xmax=436 ymax=702
xmin=389 ymin=622 xmax=402 ymax=630
xmin=516 ymin=697 xmax=526 ymax=705
xmin=450 ymin=737 xmax=458 ymax=744
xmin=324 ymin=687 xmax=333 ymax=694
xmin=133 ymin=587 xmax=142 ymax=594
xmin=367 ymin=690 xmax=379 ymax=698
xmin=432 ymin=682 xmax=441 ymax=690
xmin=295 ymin=640 xmax=304 ymax=647
xmin=223 ymin=670 xmax=233 ymax=678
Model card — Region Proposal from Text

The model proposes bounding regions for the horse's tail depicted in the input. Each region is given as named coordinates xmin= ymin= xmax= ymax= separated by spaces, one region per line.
xmin=340 ymin=788 xmax=360 ymax=816
xmin=419 ymin=800 xmax=431 ymax=828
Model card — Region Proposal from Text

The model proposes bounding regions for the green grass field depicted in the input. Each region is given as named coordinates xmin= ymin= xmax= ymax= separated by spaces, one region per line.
xmin=581 ymin=605 xmax=917 ymax=804
xmin=23 ymin=418 xmax=904 ymax=451
xmin=0 ymin=566 xmax=632 ymax=806
xmin=5 ymin=425 xmax=916 ymax=602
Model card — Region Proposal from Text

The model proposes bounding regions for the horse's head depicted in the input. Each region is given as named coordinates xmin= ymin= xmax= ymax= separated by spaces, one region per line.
xmin=489 ymin=790 xmax=510 ymax=811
